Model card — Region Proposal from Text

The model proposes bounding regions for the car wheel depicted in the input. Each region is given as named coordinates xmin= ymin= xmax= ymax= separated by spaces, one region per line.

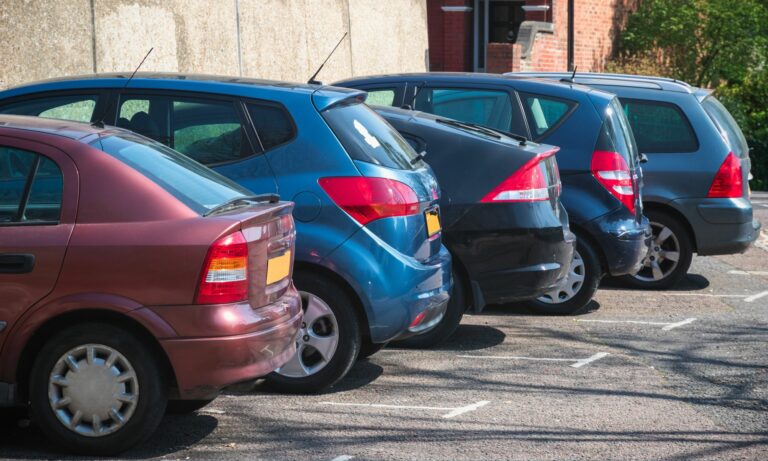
xmin=525 ymin=238 xmax=602 ymax=315
xmin=623 ymin=210 xmax=693 ymax=290
xmin=29 ymin=323 xmax=167 ymax=456
xmin=166 ymin=399 xmax=215 ymax=415
xmin=394 ymin=269 xmax=465 ymax=349
xmin=358 ymin=340 xmax=387 ymax=360
xmin=265 ymin=272 xmax=361 ymax=394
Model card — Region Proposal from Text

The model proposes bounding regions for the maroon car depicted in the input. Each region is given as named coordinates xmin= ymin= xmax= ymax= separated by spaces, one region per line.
xmin=0 ymin=115 xmax=302 ymax=455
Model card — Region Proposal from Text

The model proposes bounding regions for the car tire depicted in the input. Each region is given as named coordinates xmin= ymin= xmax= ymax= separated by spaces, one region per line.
xmin=525 ymin=238 xmax=602 ymax=315
xmin=622 ymin=210 xmax=693 ymax=290
xmin=29 ymin=322 xmax=167 ymax=456
xmin=166 ymin=399 xmax=215 ymax=415
xmin=265 ymin=272 xmax=361 ymax=394
xmin=393 ymin=269 xmax=465 ymax=349
xmin=358 ymin=340 xmax=387 ymax=360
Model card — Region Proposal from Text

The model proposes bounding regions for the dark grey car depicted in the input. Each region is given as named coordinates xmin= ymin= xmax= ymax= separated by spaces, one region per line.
xmin=513 ymin=72 xmax=761 ymax=288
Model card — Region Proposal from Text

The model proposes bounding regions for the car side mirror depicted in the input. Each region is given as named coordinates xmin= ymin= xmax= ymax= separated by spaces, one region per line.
xmin=639 ymin=153 xmax=649 ymax=164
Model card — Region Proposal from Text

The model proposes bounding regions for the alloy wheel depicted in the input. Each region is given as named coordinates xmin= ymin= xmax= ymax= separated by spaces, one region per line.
xmin=275 ymin=292 xmax=339 ymax=378
xmin=537 ymin=250 xmax=585 ymax=304
xmin=48 ymin=344 xmax=138 ymax=437
xmin=633 ymin=221 xmax=681 ymax=282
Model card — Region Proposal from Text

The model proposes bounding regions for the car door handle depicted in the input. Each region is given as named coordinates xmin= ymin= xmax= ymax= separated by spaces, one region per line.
xmin=0 ymin=254 xmax=35 ymax=274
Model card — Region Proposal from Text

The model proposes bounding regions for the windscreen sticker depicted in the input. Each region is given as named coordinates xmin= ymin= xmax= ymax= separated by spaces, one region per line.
xmin=353 ymin=119 xmax=381 ymax=149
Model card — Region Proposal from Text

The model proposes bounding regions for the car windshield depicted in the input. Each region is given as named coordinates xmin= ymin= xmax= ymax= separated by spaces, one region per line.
xmin=701 ymin=96 xmax=749 ymax=157
xmin=90 ymin=133 xmax=253 ymax=215
xmin=322 ymin=101 xmax=424 ymax=169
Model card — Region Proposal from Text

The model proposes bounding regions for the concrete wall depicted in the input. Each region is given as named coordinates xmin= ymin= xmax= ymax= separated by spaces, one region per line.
xmin=0 ymin=0 xmax=429 ymax=89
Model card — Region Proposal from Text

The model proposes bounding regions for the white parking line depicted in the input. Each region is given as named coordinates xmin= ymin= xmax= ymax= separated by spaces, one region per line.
xmin=319 ymin=400 xmax=490 ymax=419
xmin=571 ymin=352 xmax=610 ymax=368
xmin=658 ymin=293 xmax=747 ymax=298
xmin=457 ymin=353 xmax=609 ymax=368
xmin=745 ymin=290 xmax=768 ymax=303
xmin=577 ymin=317 xmax=697 ymax=331
xmin=330 ymin=456 xmax=354 ymax=461
xmin=728 ymin=270 xmax=768 ymax=276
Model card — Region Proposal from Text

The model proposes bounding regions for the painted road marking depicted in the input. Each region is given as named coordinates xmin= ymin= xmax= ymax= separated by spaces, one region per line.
xmin=577 ymin=318 xmax=697 ymax=331
xmin=330 ymin=456 xmax=354 ymax=461
xmin=745 ymin=290 xmax=768 ymax=303
xmin=457 ymin=353 xmax=609 ymax=368
xmin=319 ymin=400 xmax=490 ymax=419
xmin=728 ymin=270 xmax=768 ymax=276
xmin=571 ymin=352 xmax=611 ymax=368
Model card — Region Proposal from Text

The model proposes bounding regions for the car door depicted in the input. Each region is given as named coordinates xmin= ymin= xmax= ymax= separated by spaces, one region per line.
xmin=107 ymin=90 xmax=279 ymax=194
xmin=0 ymin=136 xmax=77 ymax=351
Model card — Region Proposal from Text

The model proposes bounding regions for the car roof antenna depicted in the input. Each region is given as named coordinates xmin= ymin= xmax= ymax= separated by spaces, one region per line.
xmin=561 ymin=66 xmax=578 ymax=83
xmin=92 ymin=47 xmax=153 ymax=128
xmin=307 ymin=33 xmax=348 ymax=85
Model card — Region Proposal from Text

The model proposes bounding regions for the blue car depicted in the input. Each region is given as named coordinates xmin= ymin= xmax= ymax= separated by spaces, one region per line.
xmin=0 ymin=74 xmax=453 ymax=393
xmin=336 ymin=73 xmax=651 ymax=311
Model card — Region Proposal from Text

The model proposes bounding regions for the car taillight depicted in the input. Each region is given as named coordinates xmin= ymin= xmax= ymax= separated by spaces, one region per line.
xmin=196 ymin=231 xmax=248 ymax=305
xmin=480 ymin=148 xmax=559 ymax=202
xmin=319 ymin=177 xmax=420 ymax=225
xmin=591 ymin=150 xmax=636 ymax=214
xmin=707 ymin=152 xmax=743 ymax=198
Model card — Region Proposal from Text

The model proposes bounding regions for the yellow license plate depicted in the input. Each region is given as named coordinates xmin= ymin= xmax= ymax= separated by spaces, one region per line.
xmin=425 ymin=207 xmax=441 ymax=237
xmin=266 ymin=250 xmax=292 ymax=285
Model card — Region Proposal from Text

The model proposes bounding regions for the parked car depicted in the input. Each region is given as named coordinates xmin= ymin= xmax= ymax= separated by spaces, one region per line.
xmin=0 ymin=74 xmax=453 ymax=391
xmin=372 ymin=105 xmax=579 ymax=319
xmin=510 ymin=72 xmax=761 ymax=288
xmin=0 ymin=115 xmax=302 ymax=455
xmin=337 ymin=73 xmax=650 ymax=310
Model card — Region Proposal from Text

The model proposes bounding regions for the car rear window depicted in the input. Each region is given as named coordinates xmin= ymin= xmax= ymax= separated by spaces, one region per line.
xmin=321 ymin=101 xmax=423 ymax=169
xmin=596 ymin=98 xmax=639 ymax=168
xmin=701 ymin=96 xmax=749 ymax=157
xmin=620 ymin=99 xmax=698 ymax=153
xmin=90 ymin=133 xmax=253 ymax=215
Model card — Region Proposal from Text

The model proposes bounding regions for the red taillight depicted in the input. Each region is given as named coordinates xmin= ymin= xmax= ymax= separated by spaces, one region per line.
xmin=481 ymin=148 xmax=559 ymax=203
xmin=591 ymin=150 xmax=636 ymax=214
xmin=319 ymin=177 xmax=420 ymax=225
xmin=196 ymin=231 xmax=249 ymax=305
xmin=707 ymin=152 xmax=743 ymax=198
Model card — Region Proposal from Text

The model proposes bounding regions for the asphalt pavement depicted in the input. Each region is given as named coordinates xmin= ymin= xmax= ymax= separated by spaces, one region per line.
xmin=2 ymin=194 xmax=767 ymax=460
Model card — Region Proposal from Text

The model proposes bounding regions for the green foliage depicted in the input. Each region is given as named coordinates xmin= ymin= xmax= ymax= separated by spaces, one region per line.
xmin=611 ymin=0 xmax=768 ymax=189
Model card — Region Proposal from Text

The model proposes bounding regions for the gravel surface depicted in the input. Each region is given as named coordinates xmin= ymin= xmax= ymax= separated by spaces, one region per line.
xmin=2 ymin=194 xmax=767 ymax=460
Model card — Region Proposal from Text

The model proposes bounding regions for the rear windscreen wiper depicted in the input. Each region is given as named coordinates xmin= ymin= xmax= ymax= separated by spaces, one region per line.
xmin=204 ymin=194 xmax=280 ymax=217
xmin=437 ymin=118 xmax=529 ymax=145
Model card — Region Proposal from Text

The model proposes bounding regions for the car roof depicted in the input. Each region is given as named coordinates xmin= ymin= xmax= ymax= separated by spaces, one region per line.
xmin=509 ymin=72 xmax=701 ymax=94
xmin=0 ymin=72 xmax=363 ymax=110
xmin=0 ymin=114 xmax=118 ymax=141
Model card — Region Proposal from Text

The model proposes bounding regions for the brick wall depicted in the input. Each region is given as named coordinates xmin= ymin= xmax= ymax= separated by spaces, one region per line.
xmin=427 ymin=0 xmax=473 ymax=71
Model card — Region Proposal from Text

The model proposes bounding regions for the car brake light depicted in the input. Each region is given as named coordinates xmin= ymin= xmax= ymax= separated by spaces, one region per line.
xmin=196 ymin=231 xmax=249 ymax=304
xmin=591 ymin=150 xmax=636 ymax=214
xmin=707 ymin=152 xmax=743 ymax=198
xmin=481 ymin=148 xmax=559 ymax=202
xmin=319 ymin=177 xmax=420 ymax=225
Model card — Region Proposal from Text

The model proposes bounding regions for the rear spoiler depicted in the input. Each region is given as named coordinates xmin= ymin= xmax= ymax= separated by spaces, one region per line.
xmin=311 ymin=86 xmax=367 ymax=112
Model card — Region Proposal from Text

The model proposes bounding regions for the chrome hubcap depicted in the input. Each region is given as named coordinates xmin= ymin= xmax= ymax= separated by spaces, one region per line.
xmin=48 ymin=344 xmax=138 ymax=437
xmin=537 ymin=250 xmax=585 ymax=304
xmin=634 ymin=221 xmax=681 ymax=282
xmin=275 ymin=292 xmax=339 ymax=378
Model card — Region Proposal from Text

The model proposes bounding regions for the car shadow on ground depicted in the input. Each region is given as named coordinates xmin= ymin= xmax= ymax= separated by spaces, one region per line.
xmin=479 ymin=300 xmax=602 ymax=317
xmin=244 ymin=359 xmax=385 ymax=396
xmin=602 ymin=273 xmax=711 ymax=291
xmin=0 ymin=411 xmax=218 ymax=459
xmin=389 ymin=324 xmax=507 ymax=352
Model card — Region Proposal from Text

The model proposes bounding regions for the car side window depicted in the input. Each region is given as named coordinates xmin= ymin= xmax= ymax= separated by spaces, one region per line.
xmin=246 ymin=103 xmax=296 ymax=151
xmin=414 ymin=88 xmax=515 ymax=133
xmin=0 ymin=147 xmax=63 ymax=224
xmin=620 ymin=99 xmax=699 ymax=153
xmin=117 ymin=95 xmax=250 ymax=165
xmin=519 ymin=92 xmax=576 ymax=138
xmin=0 ymin=94 xmax=98 ymax=123
xmin=365 ymin=89 xmax=396 ymax=107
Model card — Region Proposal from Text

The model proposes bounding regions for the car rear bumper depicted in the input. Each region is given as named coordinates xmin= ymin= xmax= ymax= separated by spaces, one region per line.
xmin=584 ymin=208 xmax=651 ymax=276
xmin=673 ymin=197 xmax=759 ymax=255
xmin=324 ymin=228 xmax=453 ymax=344
xmin=149 ymin=287 xmax=302 ymax=400
xmin=447 ymin=226 xmax=576 ymax=305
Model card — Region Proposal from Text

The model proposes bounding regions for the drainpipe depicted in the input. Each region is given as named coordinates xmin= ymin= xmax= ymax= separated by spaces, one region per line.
xmin=567 ymin=0 xmax=574 ymax=71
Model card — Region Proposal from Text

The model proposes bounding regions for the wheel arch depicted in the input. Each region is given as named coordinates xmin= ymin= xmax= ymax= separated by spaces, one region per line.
xmin=642 ymin=201 xmax=697 ymax=252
